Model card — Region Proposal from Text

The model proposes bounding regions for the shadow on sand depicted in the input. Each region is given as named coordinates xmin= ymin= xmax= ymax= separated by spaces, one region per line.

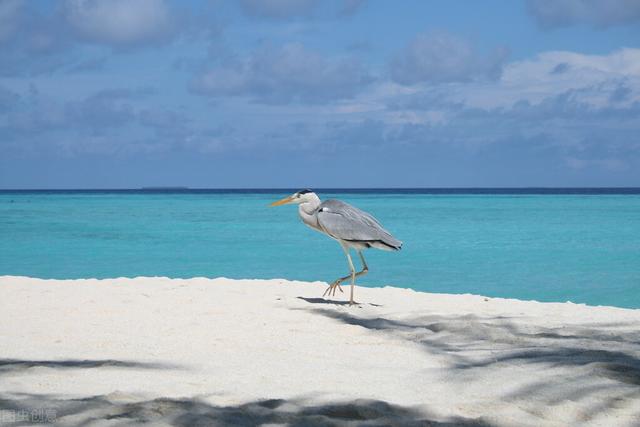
xmin=0 ymin=392 xmax=491 ymax=427
xmin=299 ymin=305 xmax=640 ymax=423
xmin=3 ymin=305 xmax=640 ymax=425
xmin=0 ymin=358 xmax=177 ymax=374
xmin=297 ymin=297 xmax=382 ymax=307
xmin=297 ymin=297 xmax=352 ymax=306
xmin=0 ymin=357 xmax=491 ymax=426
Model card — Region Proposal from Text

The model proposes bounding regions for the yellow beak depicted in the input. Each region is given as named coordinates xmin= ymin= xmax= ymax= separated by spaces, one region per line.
xmin=269 ymin=196 xmax=294 ymax=207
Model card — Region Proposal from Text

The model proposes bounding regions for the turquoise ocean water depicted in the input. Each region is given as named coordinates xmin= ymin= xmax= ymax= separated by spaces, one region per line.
xmin=1 ymin=189 xmax=639 ymax=308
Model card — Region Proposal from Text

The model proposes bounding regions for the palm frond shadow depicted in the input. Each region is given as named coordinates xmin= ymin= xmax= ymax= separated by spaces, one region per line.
xmin=0 ymin=357 xmax=492 ymax=426
xmin=302 ymin=306 xmax=640 ymax=421
xmin=0 ymin=358 xmax=179 ymax=374
xmin=0 ymin=393 xmax=493 ymax=427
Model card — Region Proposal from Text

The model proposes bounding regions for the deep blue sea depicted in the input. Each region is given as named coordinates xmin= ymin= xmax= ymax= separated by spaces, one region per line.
xmin=1 ymin=189 xmax=639 ymax=308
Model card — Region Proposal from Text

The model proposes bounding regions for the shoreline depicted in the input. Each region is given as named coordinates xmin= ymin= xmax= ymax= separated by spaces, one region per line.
xmin=2 ymin=275 xmax=638 ymax=312
xmin=1 ymin=276 xmax=639 ymax=426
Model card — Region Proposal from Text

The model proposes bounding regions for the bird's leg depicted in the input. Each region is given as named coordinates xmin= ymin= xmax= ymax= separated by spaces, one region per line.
xmin=347 ymin=251 xmax=357 ymax=305
xmin=322 ymin=250 xmax=370 ymax=301
xmin=323 ymin=244 xmax=355 ymax=298
xmin=357 ymin=251 xmax=369 ymax=277
xmin=347 ymin=251 xmax=368 ymax=303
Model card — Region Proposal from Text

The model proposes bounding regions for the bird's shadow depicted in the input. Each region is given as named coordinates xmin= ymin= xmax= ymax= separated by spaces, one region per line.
xmin=297 ymin=297 xmax=382 ymax=307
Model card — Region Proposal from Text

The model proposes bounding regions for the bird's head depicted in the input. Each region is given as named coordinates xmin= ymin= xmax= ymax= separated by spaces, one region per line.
xmin=269 ymin=189 xmax=317 ymax=207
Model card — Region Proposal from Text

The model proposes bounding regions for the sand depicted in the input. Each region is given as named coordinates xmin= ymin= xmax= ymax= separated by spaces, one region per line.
xmin=0 ymin=276 xmax=639 ymax=426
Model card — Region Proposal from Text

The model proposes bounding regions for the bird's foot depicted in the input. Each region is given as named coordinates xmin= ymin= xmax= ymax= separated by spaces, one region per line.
xmin=322 ymin=281 xmax=344 ymax=298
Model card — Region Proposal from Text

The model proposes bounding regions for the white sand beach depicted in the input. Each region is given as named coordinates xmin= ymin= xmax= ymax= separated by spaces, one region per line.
xmin=1 ymin=276 xmax=639 ymax=426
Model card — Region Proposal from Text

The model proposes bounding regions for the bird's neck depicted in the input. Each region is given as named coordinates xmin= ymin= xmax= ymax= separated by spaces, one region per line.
xmin=299 ymin=193 xmax=321 ymax=214
xmin=298 ymin=194 xmax=321 ymax=229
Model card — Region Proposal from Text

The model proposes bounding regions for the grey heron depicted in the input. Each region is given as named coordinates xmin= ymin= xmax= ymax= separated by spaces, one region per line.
xmin=270 ymin=190 xmax=402 ymax=304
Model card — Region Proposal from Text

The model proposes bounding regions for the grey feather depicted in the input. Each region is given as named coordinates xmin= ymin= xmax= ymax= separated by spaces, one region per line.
xmin=316 ymin=199 xmax=402 ymax=250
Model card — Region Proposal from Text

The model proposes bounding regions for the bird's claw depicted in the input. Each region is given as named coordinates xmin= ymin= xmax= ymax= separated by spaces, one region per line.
xmin=323 ymin=281 xmax=344 ymax=298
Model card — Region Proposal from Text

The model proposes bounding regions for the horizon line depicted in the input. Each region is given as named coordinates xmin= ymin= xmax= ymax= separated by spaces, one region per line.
xmin=2 ymin=186 xmax=640 ymax=191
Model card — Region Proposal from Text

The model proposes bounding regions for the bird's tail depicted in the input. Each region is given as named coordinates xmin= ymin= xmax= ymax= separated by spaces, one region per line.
xmin=373 ymin=236 xmax=402 ymax=251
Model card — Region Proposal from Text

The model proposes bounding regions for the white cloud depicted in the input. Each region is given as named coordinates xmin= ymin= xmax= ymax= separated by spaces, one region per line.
xmin=390 ymin=31 xmax=508 ymax=85
xmin=0 ymin=0 xmax=23 ymax=43
xmin=64 ymin=0 xmax=176 ymax=47
xmin=391 ymin=48 xmax=640 ymax=111
xmin=505 ymin=48 xmax=640 ymax=84
xmin=334 ymin=47 xmax=640 ymax=166
xmin=494 ymin=48 xmax=640 ymax=107
xmin=238 ymin=0 xmax=318 ymax=19
xmin=339 ymin=0 xmax=366 ymax=17
xmin=191 ymin=43 xmax=372 ymax=104
xmin=527 ymin=0 xmax=640 ymax=29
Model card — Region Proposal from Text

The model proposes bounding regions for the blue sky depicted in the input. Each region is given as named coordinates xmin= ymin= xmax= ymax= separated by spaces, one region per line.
xmin=1 ymin=0 xmax=639 ymax=188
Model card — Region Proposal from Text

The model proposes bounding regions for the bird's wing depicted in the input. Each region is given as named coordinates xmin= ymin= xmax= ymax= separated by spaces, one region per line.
xmin=316 ymin=199 xmax=402 ymax=249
